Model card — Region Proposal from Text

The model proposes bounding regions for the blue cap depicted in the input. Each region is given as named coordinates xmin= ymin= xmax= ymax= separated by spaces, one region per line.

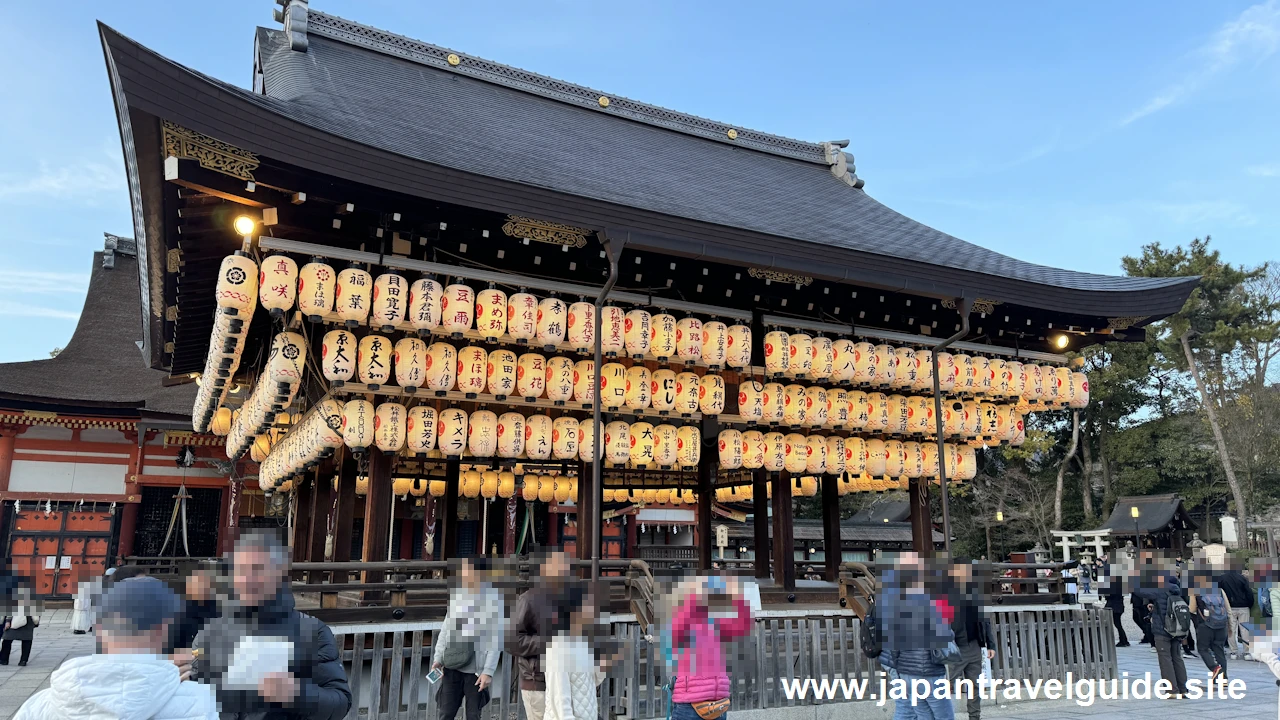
xmin=99 ymin=576 xmax=182 ymax=632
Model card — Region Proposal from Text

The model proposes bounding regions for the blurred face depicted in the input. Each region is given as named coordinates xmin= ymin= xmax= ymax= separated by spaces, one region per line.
xmin=543 ymin=551 xmax=570 ymax=579
xmin=950 ymin=562 xmax=972 ymax=583
xmin=459 ymin=560 xmax=480 ymax=588
xmin=186 ymin=573 xmax=213 ymax=601
xmin=233 ymin=548 xmax=285 ymax=606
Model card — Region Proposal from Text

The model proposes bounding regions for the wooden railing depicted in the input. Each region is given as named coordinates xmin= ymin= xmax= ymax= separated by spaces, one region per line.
xmin=328 ymin=607 xmax=1118 ymax=720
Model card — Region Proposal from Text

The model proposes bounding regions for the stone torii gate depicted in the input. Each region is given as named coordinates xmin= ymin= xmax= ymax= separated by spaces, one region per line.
xmin=1050 ymin=529 xmax=1112 ymax=563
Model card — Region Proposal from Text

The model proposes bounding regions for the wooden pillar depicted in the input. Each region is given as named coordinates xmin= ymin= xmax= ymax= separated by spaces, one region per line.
xmin=771 ymin=472 xmax=795 ymax=590
xmin=909 ymin=477 xmax=933 ymax=557
xmin=117 ymin=429 xmax=151 ymax=561
xmin=575 ymin=460 xmax=592 ymax=562
xmin=822 ymin=474 xmax=841 ymax=581
xmin=360 ymin=448 xmax=393 ymax=588
xmin=697 ymin=450 xmax=713 ymax=572
xmin=0 ymin=425 xmax=22 ymax=492
xmin=306 ymin=472 xmax=331 ymax=582
xmin=333 ymin=463 xmax=356 ymax=562
xmin=503 ymin=495 xmax=518 ymax=556
xmin=441 ymin=457 xmax=460 ymax=560
xmin=292 ymin=479 xmax=313 ymax=561
xmin=753 ymin=468 xmax=771 ymax=580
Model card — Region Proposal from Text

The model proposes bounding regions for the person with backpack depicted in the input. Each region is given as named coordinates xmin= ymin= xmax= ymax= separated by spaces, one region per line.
xmin=1188 ymin=571 xmax=1230 ymax=682
xmin=1216 ymin=565 xmax=1253 ymax=660
xmin=1135 ymin=569 xmax=1190 ymax=697
xmin=433 ymin=558 xmax=504 ymax=720
xmin=877 ymin=556 xmax=957 ymax=720
xmin=947 ymin=560 xmax=995 ymax=720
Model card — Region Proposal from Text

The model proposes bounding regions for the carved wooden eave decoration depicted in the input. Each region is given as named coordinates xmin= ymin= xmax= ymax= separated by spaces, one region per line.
xmin=501 ymin=215 xmax=590 ymax=248
xmin=161 ymin=120 xmax=259 ymax=181
xmin=748 ymin=267 xmax=813 ymax=286
xmin=943 ymin=297 xmax=1002 ymax=315
xmin=1106 ymin=316 xmax=1149 ymax=330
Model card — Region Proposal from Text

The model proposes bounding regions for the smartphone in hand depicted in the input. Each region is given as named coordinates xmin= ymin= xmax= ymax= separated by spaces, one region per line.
xmin=427 ymin=668 xmax=444 ymax=684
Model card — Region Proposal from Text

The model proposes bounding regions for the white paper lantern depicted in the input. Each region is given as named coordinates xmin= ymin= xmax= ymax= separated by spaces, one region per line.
xmin=826 ymin=388 xmax=850 ymax=429
xmin=573 ymin=360 xmax=595 ymax=404
xmin=441 ymin=284 xmax=475 ymax=337
xmin=783 ymin=433 xmax=808 ymax=474
xmin=462 ymin=470 xmax=483 ymax=499
xmin=902 ymin=441 xmax=924 ymax=479
xmin=743 ymin=430 xmax=765 ymax=469
xmin=865 ymin=439 xmax=887 ymax=477
xmin=826 ymin=436 xmax=846 ymax=476
xmin=1053 ymin=367 xmax=1073 ymax=407
xmin=651 ymin=369 xmax=678 ymax=413
xmin=623 ymin=365 xmax=651 ymax=410
xmin=211 ymin=407 xmax=233 ymax=437
xmin=763 ymin=432 xmax=786 ymax=472
xmin=887 ymin=394 xmax=910 ymax=435
xmin=601 ymin=306 xmax=625 ymax=357
xmin=394 ymin=337 xmax=429 ymax=392
xmin=942 ymin=400 xmax=964 ymax=437
xmin=1041 ymin=365 xmax=1062 ymax=406
xmin=321 ymin=330 xmax=356 ymax=383
xmin=524 ymin=414 xmax=553 ymax=461
xmin=907 ymin=396 xmax=933 ymax=435
xmin=761 ymin=382 xmax=786 ymax=424
xmin=921 ymin=443 xmax=939 ymax=478
xmin=650 ymin=314 xmax=678 ymax=361
xmin=475 ymin=288 xmax=508 ymax=341
xmin=865 ymin=392 xmax=889 ymax=433
xmin=536 ymin=297 xmax=567 ymax=349
xmin=567 ymin=301 xmax=596 ymax=353
xmin=989 ymin=358 xmax=1009 ymax=398
xmin=961 ymin=400 xmax=983 ymax=439
xmin=600 ymin=362 xmax=627 ymax=410
xmin=830 ymin=339 xmax=857 ymax=384
xmin=782 ymin=384 xmax=807 ymax=426
xmin=726 ymin=325 xmax=752 ymax=369
xmin=468 ymin=410 xmax=498 ymax=457
xmin=676 ymin=426 xmax=701 ymax=468
xmin=701 ymin=322 xmax=728 ymax=369
xmin=406 ymin=406 xmax=437 ymax=455
xmin=978 ymin=402 xmax=999 ymax=439
xmin=409 ymin=278 xmax=443 ymax=334
xmin=1005 ymin=361 xmax=1025 ymax=399
xmin=955 ymin=445 xmax=978 ymax=481
xmin=736 ymin=380 xmax=765 ymax=422
xmin=630 ymin=422 xmax=657 ymax=467
xmin=910 ymin=350 xmax=934 ymax=393
xmin=852 ymin=342 xmax=879 ymax=385
xmin=357 ymin=335 xmax=392 ymax=388
xmin=872 ymin=345 xmax=897 ymax=388
xmin=578 ymin=418 xmax=599 ymax=462
xmin=552 ymin=416 xmax=579 ymax=460
xmin=216 ymin=253 xmax=259 ymax=315
xmin=811 ymin=338 xmax=834 ymax=380
xmin=893 ymin=347 xmax=917 ymax=390
xmin=498 ymin=470 xmax=517 ymax=499
xmin=624 ymin=309 xmax=651 ymax=359
xmin=604 ymin=420 xmax=630 ymax=465
xmin=424 ymin=342 xmax=457 ymax=393
xmin=935 ymin=353 xmax=958 ymax=393
xmin=675 ymin=372 xmax=700 ymax=416
xmin=805 ymin=435 xmax=827 ymax=475
xmin=788 ymin=334 xmax=813 ymax=379
xmin=267 ymin=331 xmax=307 ymax=385
xmin=297 ymin=260 xmax=334 ymax=321
xmin=545 ymin=356 xmax=574 ymax=404
xmin=848 ymin=390 xmax=869 ymax=430
xmin=497 ymin=412 xmax=525 ymax=458
xmin=971 ymin=356 xmax=993 ymax=396
xmin=675 ymin=318 xmax=703 ymax=362
xmin=335 ymin=267 xmax=372 ymax=325
xmin=341 ymin=399 xmax=375 ymax=452
xmin=699 ymin=374 xmax=726 ymax=415
xmin=511 ymin=352 xmax=544 ymax=400
xmin=653 ymin=424 xmax=679 ymax=467
xmin=486 ymin=349 xmax=518 ymax=399
xmin=954 ymin=354 xmax=975 ymax=394
xmin=845 ymin=437 xmax=867 ymax=476
xmin=374 ymin=402 xmax=407 ymax=452
xmin=1070 ymin=372 xmax=1090 ymax=409
xmin=506 ymin=292 xmax=537 ymax=343
xmin=370 ymin=273 xmax=407 ymax=331
xmin=804 ymin=386 xmax=828 ymax=428
xmin=764 ymin=331 xmax=791 ymax=377
xmin=456 ymin=346 xmax=488 ymax=395
xmin=718 ymin=429 xmax=743 ymax=470
xmin=996 ymin=405 xmax=1019 ymax=443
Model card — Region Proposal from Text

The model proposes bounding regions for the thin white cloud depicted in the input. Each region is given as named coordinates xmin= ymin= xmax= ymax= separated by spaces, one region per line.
xmin=1247 ymin=163 xmax=1280 ymax=176
xmin=1123 ymin=0 xmax=1280 ymax=125
xmin=0 ymin=269 xmax=89 ymax=295
xmin=0 ymin=159 xmax=123 ymax=200
xmin=0 ymin=301 xmax=80 ymax=320
xmin=1150 ymin=199 xmax=1258 ymax=226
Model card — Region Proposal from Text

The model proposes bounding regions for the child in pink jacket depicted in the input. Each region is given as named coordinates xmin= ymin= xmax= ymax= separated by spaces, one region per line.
xmin=669 ymin=576 xmax=753 ymax=720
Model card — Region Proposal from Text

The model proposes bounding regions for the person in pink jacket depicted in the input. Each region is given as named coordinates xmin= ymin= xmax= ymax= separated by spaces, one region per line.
xmin=668 ymin=576 xmax=753 ymax=720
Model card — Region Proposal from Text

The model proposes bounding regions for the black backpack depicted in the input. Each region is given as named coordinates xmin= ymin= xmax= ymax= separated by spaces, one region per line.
xmin=862 ymin=600 xmax=883 ymax=659
xmin=1165 ymin=594 xmax=1192 ymax=639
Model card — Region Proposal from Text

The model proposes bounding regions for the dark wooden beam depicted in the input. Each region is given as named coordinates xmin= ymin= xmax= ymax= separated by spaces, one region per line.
xmin=771 ymin=472 xmax=796 ymax=591
xmin=291 ymin=478 xmax=313 ymax=564
xmin=822 ymin=474 xmax=842 ymax=582
xmin=909 ymin=477 xmax=933 ymax=558
xmin=361 ymin=448 xmax=393 ymax=593
xmin=307 ymin=467 xmax=332 ymax=583
xmin=753 ymin=468 xmax=771 ymax=580
xmin=575 ymin=459 xmax=592 ymax=564
xmin=697 ymin=450 xmax=713 ymax=571
xmin=441 ymin=456 xmax=460 ymax=560
xmin=164 ymin=157 xmax=274 ymax=208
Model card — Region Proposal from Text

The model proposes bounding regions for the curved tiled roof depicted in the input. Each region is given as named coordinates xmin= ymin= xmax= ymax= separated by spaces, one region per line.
xmin=0 ymin=240 xmax=195 ymax=417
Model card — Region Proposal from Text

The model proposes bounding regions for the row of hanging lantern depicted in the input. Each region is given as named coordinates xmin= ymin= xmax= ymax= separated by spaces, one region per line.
xmin=257 ymin=398 xmax=345 ymax=491
xmin=224 ymin=332 xmax=307 ymax=460
xmin=333 ymin=402 xmax=704 ymax=468
xmin=712 ymin=475 xmax=919 ymax=501
xmin=194 ymin=253 xmax=262 ymax=432
xmin=715 ymin=429 xmax=979 ymax=481
xmin=602 ymin=488 xmax=699 ymax=504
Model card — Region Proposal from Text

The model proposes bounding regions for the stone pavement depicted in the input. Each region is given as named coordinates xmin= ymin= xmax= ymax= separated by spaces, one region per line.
xmin=0 ymin=609 xmax=95 ymax=720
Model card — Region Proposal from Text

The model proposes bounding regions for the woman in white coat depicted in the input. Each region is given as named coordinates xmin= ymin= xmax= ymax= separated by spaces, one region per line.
xmin=543 ymin=586 xmax=620 ymax=720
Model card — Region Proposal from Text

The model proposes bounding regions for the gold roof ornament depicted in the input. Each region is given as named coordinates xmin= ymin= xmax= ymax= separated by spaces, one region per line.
xmin=726 ymin=129 xmax=738 ymax=140
xmin=598 ymin=96 xmax=611 ymax=108
xmin=161 ymin=120 xmax=259 ymax=181
xmin=942 ymin=297 xmax=1002 ymax=315
xmin=1107 ymin=316 xmax=1148 ymax=330
xmin=447 ymin=53 xmax=461 ymax=66
xmin=747 ymin=267 xmax=812 ymax=286
xmin=501 ymin=215 xmax=590 ymax=248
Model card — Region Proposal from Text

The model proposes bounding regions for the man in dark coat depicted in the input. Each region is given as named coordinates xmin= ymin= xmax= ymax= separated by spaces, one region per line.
xmin=190 ymin=532 xmax=351 ymax=720
xmin=1216 ymin=566 xmax=1253 ymax=659
xmin=1102 ymin=562 xmax=1129 ymax=647
xmin=1 ymin=582 xmax=38 ymax=667
xmin=1135 ymin=570 xmax=1189 ymax=696
xmin=947 ymin=560 xmax=995 ymax=720
xmin=172 ymin=566 xmax=220 ymax=653
xmin=508 ymin=551 xmax=571 ymax=720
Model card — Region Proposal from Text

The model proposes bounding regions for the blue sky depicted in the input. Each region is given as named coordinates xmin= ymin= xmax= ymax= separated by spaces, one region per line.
xmin=1 ymin=1 xmax=1276 ymax=363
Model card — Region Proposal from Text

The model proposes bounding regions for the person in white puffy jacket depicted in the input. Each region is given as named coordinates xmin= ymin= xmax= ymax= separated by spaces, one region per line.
xmin=543 ymin=586 xmax=619 ymax=720
xmin=13 ymin=577 xmax=217 ymax=720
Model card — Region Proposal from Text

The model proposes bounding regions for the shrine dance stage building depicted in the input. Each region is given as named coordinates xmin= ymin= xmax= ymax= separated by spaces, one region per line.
xmin=96 ymin=2 xmax=1195 ymax=589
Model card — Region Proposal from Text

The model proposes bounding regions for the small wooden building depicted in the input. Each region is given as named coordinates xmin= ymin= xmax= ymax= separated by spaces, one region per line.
xmin=1098 ymin=494 xmax=1197 ymax=554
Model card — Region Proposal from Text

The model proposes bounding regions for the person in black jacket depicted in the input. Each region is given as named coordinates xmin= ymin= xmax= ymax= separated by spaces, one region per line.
xmin=948 ymin=560 xmax=995 ymax=720
xmin=1216 ymin=567 xmax=1253 ymax=659
xmin=189 ymin=531 xmax=351 ymax=720
xmin=1134 ymin=570 xmax=1189 ymax=697
xmin=1102 ymin=562 xmax=1129 ymax=647
xmin=171 ymin=565 xmax=220 ymax=653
